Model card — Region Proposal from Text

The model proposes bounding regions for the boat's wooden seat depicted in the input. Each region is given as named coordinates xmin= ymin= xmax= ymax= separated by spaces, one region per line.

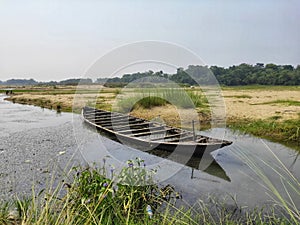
xmin=129 ymin=127 xmax=172 ymax=137
xmin=84 ymin=110 xmax=111 ymax=116
xmin=168 ymin=135 xmax=195 ymax=142
xmin=149 ymin=131 xmax=189 ymax=141
xmin=91 ymin=115 xmax=129 ymax=122
xmin=105 ymin=122 xmax=153 ymax=131
xmin=99 ymin=119 xmax=143 ymax=127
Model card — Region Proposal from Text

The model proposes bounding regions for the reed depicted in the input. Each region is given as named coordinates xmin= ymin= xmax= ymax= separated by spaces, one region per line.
xmin=117 ymin=88 xmax=208 ymax=112
xmin=228 ymin=116 xmax=300 ymax=150
xmin=232 ymin=142 xmax=300 ymax=224
xmin=0 ymin=155 xmax=298 ymax=225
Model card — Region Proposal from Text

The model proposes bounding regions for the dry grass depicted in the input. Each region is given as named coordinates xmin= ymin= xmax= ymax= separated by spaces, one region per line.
xmin=6 ymin=86 xmax=300 ymax=121
xmin=223 ymin=89 xmax=300 ymax=121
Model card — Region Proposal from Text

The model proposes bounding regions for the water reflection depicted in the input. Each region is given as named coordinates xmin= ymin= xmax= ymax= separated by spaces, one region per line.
xmin=147 ymin=149 xmax=230 ymax=181
xmin=82 ymin=122 xmax=230 ymax=181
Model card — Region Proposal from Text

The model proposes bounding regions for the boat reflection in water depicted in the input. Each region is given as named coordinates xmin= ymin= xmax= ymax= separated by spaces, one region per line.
xmin=145 ymin=148 xmax=230 ymax=181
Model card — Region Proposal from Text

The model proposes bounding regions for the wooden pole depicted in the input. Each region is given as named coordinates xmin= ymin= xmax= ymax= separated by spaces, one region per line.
xmin=192 ymin=120 xmax=196 ymax=141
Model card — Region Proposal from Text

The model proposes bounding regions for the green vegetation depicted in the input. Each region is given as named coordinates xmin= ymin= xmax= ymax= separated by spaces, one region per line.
xmin=234 ymin=144 xmax=300 ymax=224
xmin=117 ymin=88 xmax=208 ymax=112
xmin=100 ymin=63 xmax=300 ymax=87
xmin=228 ymin=116 xmax=300 ymax=150
xmin=1 ymin=63 xmax=300 ymax=87
xmin=0 ymin=157 xmax=299 ymax=224
xmin=212 ymin=63 xmax=300 ymax=86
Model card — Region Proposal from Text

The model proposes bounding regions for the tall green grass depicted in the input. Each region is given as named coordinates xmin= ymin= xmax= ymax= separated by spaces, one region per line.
xmin=228 ymin=116 xmax=300 ymax=149
xmin=116 ymin=88 xmax=208 ymax=112
xmin=233 ymin=142 xmax=300 ymax=224
xmin=0 ymin=157 xmax=298 ymax=224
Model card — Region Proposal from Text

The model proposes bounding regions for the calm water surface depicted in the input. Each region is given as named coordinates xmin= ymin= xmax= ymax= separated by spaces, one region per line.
xmin=1 ymin=94 xmax=299 ymax=208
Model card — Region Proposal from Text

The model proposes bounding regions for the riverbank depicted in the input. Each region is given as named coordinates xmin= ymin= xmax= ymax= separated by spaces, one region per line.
xmin=1 ymin=159 xmax=299 ymax=225
xmin=2 ymin=85 xmax=300 ymax=149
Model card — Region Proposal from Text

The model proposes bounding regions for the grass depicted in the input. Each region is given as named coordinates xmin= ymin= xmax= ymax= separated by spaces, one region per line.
xmin=116 ymin=88 xmax=208 ymax=113
xmin=228 ymin=116 xmax=300 ymax=150
xmin=0 ymin=156 xmax=299 ymax=225
xmin=233 ymin=142 xmax=300 ymax=224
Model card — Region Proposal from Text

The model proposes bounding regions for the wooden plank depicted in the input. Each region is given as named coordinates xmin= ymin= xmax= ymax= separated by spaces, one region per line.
xmin=86 ymin=112 xmax=122 ymax=118
xmin=91 ymin=115 xmax=129 ymax=122
xmin=83 ymin=110 xmax=110 ymax=116
xmin=106 ymin=122 xmax=152 ymax=131
xmin=128 ymin=127 xmax=172 ymax=137
xmin=168 ymin=135 xmax=194 ymax=142
xmin=117 ymin=126 xmax=156 ymax=134
xmin=84 ymin=113 xmax=116 ymax=119
xmin=99 ymin=119 xmax=143 ymax=126
xmin=196 ymin=137 xmax=207 ymax=143
xmin=150 ymin=132 xmax=188 ymax=141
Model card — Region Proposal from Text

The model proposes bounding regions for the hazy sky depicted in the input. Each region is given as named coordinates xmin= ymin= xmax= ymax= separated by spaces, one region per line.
xmin=0 ymin=0 xmax=299 ymax=81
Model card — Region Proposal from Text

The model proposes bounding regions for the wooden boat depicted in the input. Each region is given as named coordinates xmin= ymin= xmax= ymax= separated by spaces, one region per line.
xmin=82 ymin=106 xmax=232 ymax=157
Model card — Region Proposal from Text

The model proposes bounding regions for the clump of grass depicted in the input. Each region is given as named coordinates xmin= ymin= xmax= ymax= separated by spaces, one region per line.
xmin=228 ymin=116 xmax=300 ymax=149
xmin=0 ymin=156 xmax=299 ymax=224
xmin=0 ymin=202 xmax=10 ymax=224
xmin=233 ymin=143 xmax=300 ymax=224
xmin=117 ymin=88 xmax=208 ymax=112
xmin=135 ymin=96 xmax=167 ymax=109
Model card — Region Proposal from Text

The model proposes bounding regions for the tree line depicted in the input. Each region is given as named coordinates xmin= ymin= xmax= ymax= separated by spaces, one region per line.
xmin=100 ymin=63 xmax=300 ymax=87
xmin=1 ymin=63 xmax=299 ymax=86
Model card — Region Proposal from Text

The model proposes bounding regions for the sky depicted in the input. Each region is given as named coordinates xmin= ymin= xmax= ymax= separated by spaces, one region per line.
xmin=0 ymin=0 xmax=299 ymax=81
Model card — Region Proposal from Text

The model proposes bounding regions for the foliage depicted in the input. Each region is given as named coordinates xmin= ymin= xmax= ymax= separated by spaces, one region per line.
xmin=211 ymin=63 xmax=300 ymax=86
xmin=116 ymin=88 xmax=208 ymax=112
xmin=97 ymin=63 xmax=300 ymax=87
xmin=2 ymin=63 xmax=299 ymax=87
xmin=228 ymin=116 xmax=300 ymax=149
xmin=0 ymin=157 xmax=299 ymax=224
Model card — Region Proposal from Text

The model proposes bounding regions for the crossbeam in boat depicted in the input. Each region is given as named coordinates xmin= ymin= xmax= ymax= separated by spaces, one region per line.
xmin=150 ymin=132 xmax=188 ymax=141
xmin=117 ymin=126 xmax=158 ymax=134
xmin=84 ymin=111 xmax=111 ymax=116
xmin=91 ymin=115 xmax=129 ymax=122
xmin=99 ymin=119 xmax=144 ymax=127
xmin=168 ymin=135 xmax=196 ymax=142
xmin=128 ymin=127 xmax=172 ymax=137
xmin=109 ymin=122 xmax=153 ymax=131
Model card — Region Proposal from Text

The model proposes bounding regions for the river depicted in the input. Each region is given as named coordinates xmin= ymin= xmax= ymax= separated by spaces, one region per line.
xmin=0 ymin=94 xmax=299 ymax=209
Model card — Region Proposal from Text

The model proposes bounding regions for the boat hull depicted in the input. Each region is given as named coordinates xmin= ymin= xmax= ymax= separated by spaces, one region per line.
xmin=82 ymin=107 xmax=232 ymax=157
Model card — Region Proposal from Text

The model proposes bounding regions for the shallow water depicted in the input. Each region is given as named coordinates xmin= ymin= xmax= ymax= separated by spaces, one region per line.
xmin=1 ymin=94 xmax=299 ymax=209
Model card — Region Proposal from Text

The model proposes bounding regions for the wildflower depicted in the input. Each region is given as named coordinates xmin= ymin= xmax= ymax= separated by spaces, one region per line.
xmin=110 ymin=165 xmax=115 ymax=179
xmin=146 ymin=205 xmax=153 ymax=219
xmin=128 ymin=162 xmax=134 ymax=167
xmin=103 ymin=182 xmax=108 ymax=187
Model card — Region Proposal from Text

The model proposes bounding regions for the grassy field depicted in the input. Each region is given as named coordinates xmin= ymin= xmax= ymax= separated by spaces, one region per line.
xmin=1 ymin=85 xmax=300 ymax=149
